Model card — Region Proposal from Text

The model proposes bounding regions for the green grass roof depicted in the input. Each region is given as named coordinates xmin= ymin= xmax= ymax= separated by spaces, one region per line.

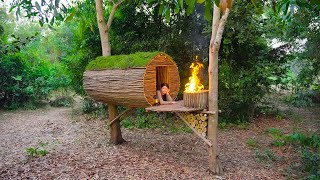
xmin=86 ymin=52 xmax=162 ymax=71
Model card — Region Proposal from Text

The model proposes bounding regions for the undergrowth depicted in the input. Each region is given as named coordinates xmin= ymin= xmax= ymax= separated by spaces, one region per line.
xmin=266 ymin=127 xmax=320 ymax=179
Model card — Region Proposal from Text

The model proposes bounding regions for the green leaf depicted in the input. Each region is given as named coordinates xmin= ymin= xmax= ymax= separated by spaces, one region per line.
xmin=50 ymin=17 xmax=54 ymax=25
xmin=204 ymin=0 xmax=212 ymax=21
xmin=9 ymin=4 xmax=17 ymax=12
xmin=48 ymin=24 xmax=56 ymax=31
xmin=165 ymin=6 xmax=170 ymax=21
xmin=35 ymin=1 xmax=41 ymax=11
xmin=186 ymin=0 xmax=195 ymax=15
xmin=214 ymin=0 xmax=220 ymax=6
xmin=197 ymin=0 xmax=205 ymax=3
xmin=53 ymin=8 xmax=59 ymax=17
xmin=12 ymin=76 xmax=22 ymax=81
xmin=65 ymin=11 xmax=75 ymax=22
xmin=39 ymin=19 xmax=44 ymax=26
xmin=15 ymin=6 xmax=20 ymax=20
xmin=223 ymin=38 xmax=231 ymax=44
xmin=158 ymin=3 xmax=164 ymax=16
xmin=185 ymin=0 xmax=192 ymax=5
xmin=55 ymin=0 xmax=60 ymax=7
xmin=175 ymin=3 xmax=180 ymax=13
xmin=178 ymin=0 xmax=183 ymax=9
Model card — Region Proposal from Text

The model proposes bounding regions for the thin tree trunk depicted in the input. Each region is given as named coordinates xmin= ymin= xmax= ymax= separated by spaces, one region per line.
xmin=108 ymin=104 xmax=125 ymax=144
xmin=95 ymin=0 xmax=125 ymax=144
xmin=95 ymin=0 xmax=110 ymax=56
xmin=208 ymin=5 xmax=231 ymax=174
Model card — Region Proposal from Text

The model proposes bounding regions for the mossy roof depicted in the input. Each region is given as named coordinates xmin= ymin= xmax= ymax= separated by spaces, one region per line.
xmin=86 ymin=51 xmax=165 ymax=71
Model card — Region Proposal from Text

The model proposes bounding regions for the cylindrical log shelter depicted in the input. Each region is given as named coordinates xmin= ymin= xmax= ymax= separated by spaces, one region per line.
xmin=84 ymin=52 xmax=180 ymax=107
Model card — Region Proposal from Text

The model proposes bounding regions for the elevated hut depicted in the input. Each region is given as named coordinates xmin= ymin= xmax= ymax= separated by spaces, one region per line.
xmin=83 ymin=52 xmax=180 ymax=107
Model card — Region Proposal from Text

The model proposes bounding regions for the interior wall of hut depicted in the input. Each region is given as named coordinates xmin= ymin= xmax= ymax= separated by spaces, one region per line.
xmin=156 ymin=66 xmax=168 ymax=90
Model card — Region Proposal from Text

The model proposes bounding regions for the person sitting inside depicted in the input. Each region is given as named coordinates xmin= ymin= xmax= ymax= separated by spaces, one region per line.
xmin=156 ymin=83 xmax=176 ymax=105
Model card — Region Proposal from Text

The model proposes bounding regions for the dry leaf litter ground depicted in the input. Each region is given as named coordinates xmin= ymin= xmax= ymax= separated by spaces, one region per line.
xmin=0 ymin=103 xmax=318 ymax=179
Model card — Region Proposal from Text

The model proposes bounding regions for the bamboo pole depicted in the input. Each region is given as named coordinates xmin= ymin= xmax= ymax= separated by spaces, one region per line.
xmin=175 ymin=112 xmax=212 ymax=147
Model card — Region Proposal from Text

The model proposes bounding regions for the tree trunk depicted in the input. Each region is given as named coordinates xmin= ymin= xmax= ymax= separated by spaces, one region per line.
xmin=95 ymin=0 xmax=111 ymax=56
xmin=108 ymin=104 xmax=125 ymax=144
xmin=95 ymin=0 xmax=125 ymax=144
xmin=208 ymin=4 xmax=231 ymax=174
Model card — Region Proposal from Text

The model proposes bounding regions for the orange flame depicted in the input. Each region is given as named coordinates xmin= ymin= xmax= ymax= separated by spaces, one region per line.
xmin=184 ymin=61 xmax=204 ymax=93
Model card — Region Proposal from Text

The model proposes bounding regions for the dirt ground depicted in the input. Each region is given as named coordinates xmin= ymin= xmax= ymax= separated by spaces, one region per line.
xmin=0 ymin=104 xmax=318 ymax=179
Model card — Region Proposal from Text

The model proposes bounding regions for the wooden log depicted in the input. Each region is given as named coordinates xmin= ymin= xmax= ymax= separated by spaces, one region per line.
xmin=83 ymin=53 xmax=180 ymax=108
xmin=176 ymin=112 xmax=212 ymax=147
xmin=183 ymin=90 xmax=208 ymax=109
xmin=180 ymin=112 xmax=208 ymax=136
xmin=108 ymin=104 xmax=125 ymax=144
xmin=107 ymin=108 xmax=135 ymax=126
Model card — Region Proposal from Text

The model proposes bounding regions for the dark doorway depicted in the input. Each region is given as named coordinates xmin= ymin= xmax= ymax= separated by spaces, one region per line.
xmin=156 ymin=66 xmax=168 ymax=90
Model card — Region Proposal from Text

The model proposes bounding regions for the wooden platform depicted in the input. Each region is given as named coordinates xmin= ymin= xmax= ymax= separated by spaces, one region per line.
xmin=145 ymin=100 xmax=204 ymax=112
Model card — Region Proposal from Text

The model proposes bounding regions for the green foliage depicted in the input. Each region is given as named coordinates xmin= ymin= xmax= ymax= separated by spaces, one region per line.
xmin=255 ymin=149 xmax=280 ymax=163
xmin=266 ymin=129 xmax=320 ymax=178
xmin=216 ymin=0 xmax=287 ymax=122
xmin=283 ymin=90 xmax=318 ymax=108
xmin=268 ymin=2 xmax=320 ymax=110
xmin=0 ymin=51 xmax=67 ymax=109
xmin=247 ymin=138 xmax=260 ymax=148
xmin=120 ymin=109 xmax=193 ymax=133
xmin=9 ymin=0 xmax=69 ymax=29
xmin=25 ymin=142 xmax=49 ymax=157
xmin=49 ymin=96 xmax=74 ymax=107
xmin=26 ymin=147 xmax=48 ymax=157
xmin=82 ymin=97 xmax=107 ymax=118
xmin=0 ymin=9 xmax=72 ymax=109
xmin=122 ymin=113 xmax=159 ymax=129
xmin=286 ymin=133 xmax=320 ymax=179
xmin=267 ymin=127 xmax=286 ymax=147
xmin=286 ymin=132 xmax=320 ymax=149
xmin=86 ymin=51 xmax=161 ymax=70
xmin=300 ymin=148 xmax=320 ymax=179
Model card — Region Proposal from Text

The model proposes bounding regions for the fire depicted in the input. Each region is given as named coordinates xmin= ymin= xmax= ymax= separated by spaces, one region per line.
xmin=184 ymin=61 xmax=204 ymax=93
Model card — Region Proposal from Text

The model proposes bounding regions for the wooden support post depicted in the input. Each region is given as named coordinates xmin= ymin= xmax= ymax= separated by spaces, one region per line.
xmin=108 ymin=104 xmax=125 ymax=144
xmin=197 ymin=110 xmax=216 ymax=115
xmin=175 ymin=112 xmax=212 ymax=147
xmin=108 ymin=108 xmax=135 ymax=126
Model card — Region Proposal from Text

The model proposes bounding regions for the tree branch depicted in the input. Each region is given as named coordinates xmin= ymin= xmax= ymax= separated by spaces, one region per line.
xmin=213 ymin=8 xmax=230 ymax=53
xmin=106 ymin=0 xmax=125 ymax=30
xmin=209 ymin=4 xmax=221 ymax=50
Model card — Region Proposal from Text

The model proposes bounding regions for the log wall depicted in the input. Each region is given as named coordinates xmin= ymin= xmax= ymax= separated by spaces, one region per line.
xmin=83 ymin=53 xmax=180 ymax=107
xmin=144 ymin=54 xmax=180 ymax=106
xmin=84 ymin=69 xmax=149 ymax=107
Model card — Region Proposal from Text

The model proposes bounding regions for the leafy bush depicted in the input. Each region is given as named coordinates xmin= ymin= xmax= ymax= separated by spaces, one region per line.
xmin=300 ymin=148 xmax=320 ymax=179
xmin=267 ymin=130 xmax=320 ymax=178
xmin=49 ymin=96 xmax=74 ymax=107
xmin=82 ymin=97 xmax=107 ymax=118
xmin=0 ymin=51 xmax=70 ymax=109
xmin=283 ymin=90 xmax=319 ymax=107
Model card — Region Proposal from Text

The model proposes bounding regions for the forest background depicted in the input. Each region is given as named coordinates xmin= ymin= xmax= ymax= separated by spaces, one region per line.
xmin=0 ymin=0 xmax=319 ymax=178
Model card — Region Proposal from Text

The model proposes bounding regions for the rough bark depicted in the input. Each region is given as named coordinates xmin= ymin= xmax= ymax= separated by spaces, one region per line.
xmin=208 ymin=4 xmax=231 ymax=174
xmin=183 ymin=90 xmax=208 ymax=109
xmin=108 ymin=104 xmax=125 ymax=144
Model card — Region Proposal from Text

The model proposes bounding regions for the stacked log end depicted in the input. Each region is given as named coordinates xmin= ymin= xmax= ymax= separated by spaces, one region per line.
xmin=183 ymin=90 xmax=208 ymax=109
xmin=181 ymin=113 xmax=208 ymax=137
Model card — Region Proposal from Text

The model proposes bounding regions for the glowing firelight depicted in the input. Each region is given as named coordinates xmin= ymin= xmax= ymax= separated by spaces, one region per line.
xmin=184 ymin=60 xmax=204 ymax=93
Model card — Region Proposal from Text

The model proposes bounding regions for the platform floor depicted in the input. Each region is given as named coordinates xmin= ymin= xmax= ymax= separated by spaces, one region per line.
xmin=145 ymin=100 xmax=204 ymax=112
